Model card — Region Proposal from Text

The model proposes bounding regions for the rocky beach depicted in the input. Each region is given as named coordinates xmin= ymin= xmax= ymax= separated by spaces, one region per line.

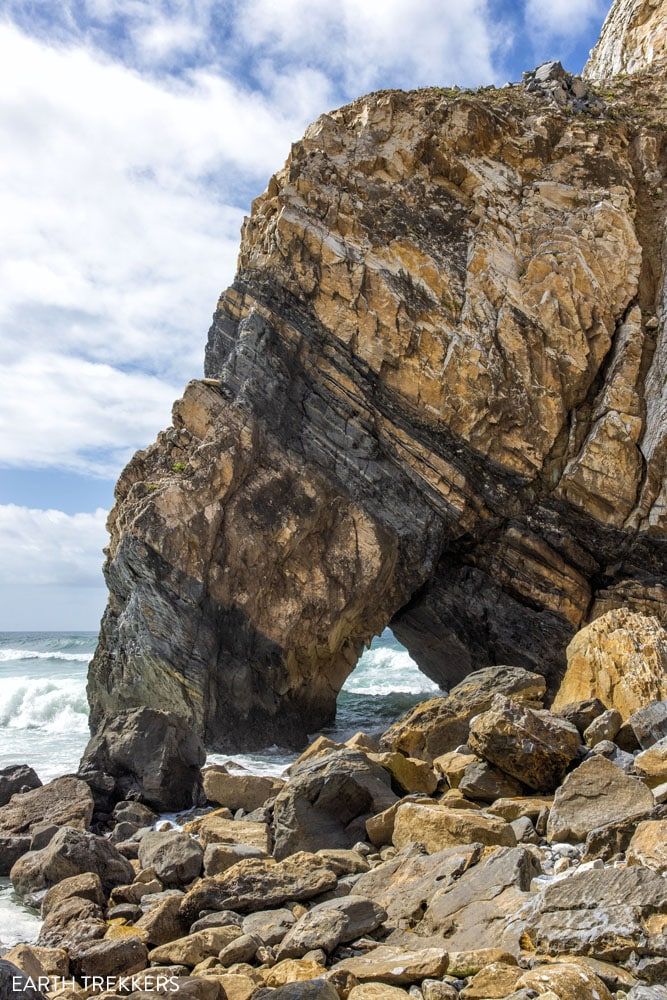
xmin=1 ymin=0 xmax=667 ymax=997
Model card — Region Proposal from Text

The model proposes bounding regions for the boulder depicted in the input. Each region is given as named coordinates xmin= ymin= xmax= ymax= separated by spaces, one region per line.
xmin=555 ymin=698 xmax=607 ymax=735
xmin=69 ymin=936 xmax=148 ymax=979
xmin=547 ymin=756 xmax=654 ymax=843
xmin=460 ymin=962 xmax=522 ymax=999
xmin=0 ymin=776 xmax=93 ymax=835
xmin=179 ymin=852 xmax=337 ymax=921
xmin=348 ymin=987 xmax=409 ymax=1000
xmin=242 ymin=908 xmax=296 ymax=946
xmin=468 ymin=696 xmax=581 ymax=792
xmin=553 ymin=610 xmax=667 ymax=719
xmin=262 ymin=958 xmax=328 ymax=987
xmin=38 ymin=895 xmax=107 ymax=949
xmin=0 ymin=960 xmax=45 ymax=998
xmin=257 ymin=981 xmax=338 ymax=1000
xmin=365 ymin=795 xmax=438 ymax=848
xmin=134 ymin=894 xmax=188 ymax=946
xmin=149 ymin=926 xmax=243 ymax=967
xmin=626 ymin=701 xmax=667 ymax=749
xmin=421 ymin=846 xmax=541 ymax=952
xmin=78 ymin=707 xmax=205 ymax=812
xmin=218 ymin=932 xmax=261 ymax=965
xmin=433 ymin=750 xmax=478 ymax=788
xmin=203 ymin=766 xmax=284 ymax=811
xmin=635 ymin=738 xmax=667 ymax=787
xmin=584 ymin=709 xmax=622 ymax=747
xmin=332 ymin=947 xmax=449 ymax=984
xmin=367 ymin=753 xmax=438 ymax=795
xmin=277 ymin=896 xmax=387 ymax=958
xmin=627 ymin=820 xmax=667 ymax=873
xmin=353 ymin=844 xmax=481 ymax=929
xmin=525 ymin=866 xmax=667 ymax=961
xmin=517 ymin=963 xmax=613 ymax=1000
xmin=10 ymin=825 xmax=134 ymax=897
xmin=0 ymin=765 xmax=42 ymax=807
xmin=184 ymin=812 xmax=270 ymax=852
xmin=381 ymin=667 xmax=545 ymax=761
xmin=204 ymin=842 xmax=267 ymax=876
xmin=0 ymin=833 xmax=31 ymax=875
xmin=272 ymin=749 xmax=397 ymax=859
xmin=458 ymin=761 xmax=524 ymax=803
xmin=3 ymin=943 xmax=68 ymax=980
xmin=42 ymin=872 xmax=106 ymax=916
xmin=137 ymin=831 xmax=203 ymax=888
xmin=486 ymin=797 xmax=553 ymax=822
xmin=392 ymin=802 xmax=515 ymax=852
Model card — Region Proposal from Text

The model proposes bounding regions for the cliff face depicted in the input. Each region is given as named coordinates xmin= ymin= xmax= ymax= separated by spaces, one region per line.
xmin=584 ymin=0 xmax=667 ymax=79
xmin=88 ymin=2 xmax=667 ymax=750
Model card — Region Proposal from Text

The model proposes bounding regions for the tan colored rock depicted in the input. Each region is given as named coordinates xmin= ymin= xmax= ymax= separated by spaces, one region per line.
xmin=518 ymin=962 xmax=613 ymax=1000
xmin=134 ymin=894 xmax=187 ymax=946
xmin=486 ymin=797 xmax=553 ymax=822
xmin=446 ymin=950 xmax=517 ymax=978
xmin=635 ymin=738 xmax=667 ymax=787
xmin=104 ymin=918 xmax=149 ymax=942
xmin=333 ymin=947 xmax=448 ymax=985
xmin=4 ymin=943 xmax=69 ymax=979
xmin=547 ymin=756 xmax=654 ymax=843
xmin=433 ymin=751 xmax=478 ymax=788
xmin=149 ymin=926 xmax=243 ymax=967
xmin=393 ymin=803 xmax=515 ymax=853
xmin=553 ymin=610 xmax=667 ymax=720
xmin=365 ymin=796 xmax=438 ymax=848
xmin=262 ymin=959 xmax=328 ymax=986
xmin=209 ymin=973 xmax=258 ymax=1000
xmin=460 ymin=962 xmax=522 ymax=999
xmin=183 ymin=812 xmax=270 ymax=852
xmin=368 ymin=753 xmax=438 ymax=794
xmin=203 ymin=766 xmax=284 ymax=811
xmin=627 ymin=820 xmax=667 ymax=873
xmin=439 ymin=789 xmax=481 ymax=810
xmin=468 ymin=696 xmax=581 ymax=792
xmin=0 ymin=777 xmax=93 ymax=835
xmin=41 ymin=873 xmax=105 ymax=917
xmin=348 ymin=986 xmax=409 ymax=1000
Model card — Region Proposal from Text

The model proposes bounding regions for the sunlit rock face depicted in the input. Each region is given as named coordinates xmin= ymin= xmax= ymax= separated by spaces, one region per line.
xmin=584 ymin=0 xmax=667 ymax=80
xmin=87 ymin=0 xmax=667 ymax=750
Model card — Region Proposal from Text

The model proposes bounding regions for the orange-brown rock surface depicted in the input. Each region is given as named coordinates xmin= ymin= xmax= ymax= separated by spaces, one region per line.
xmin=88 ymin=0 xmax=667 ymax=749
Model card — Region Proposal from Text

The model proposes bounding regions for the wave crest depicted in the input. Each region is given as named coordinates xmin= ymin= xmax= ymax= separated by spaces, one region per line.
xmin=0 ymin=649 xmax=91 ymax=663
xmin=0 ymin=676 xmax=89 ymax=733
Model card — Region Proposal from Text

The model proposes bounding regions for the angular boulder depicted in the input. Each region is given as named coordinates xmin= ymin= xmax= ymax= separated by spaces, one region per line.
xmin=626 ymin=701 xmax=667 ymax=749
xmin=635 ymin=737 xmax=667 ymax=787
xmin=468 ymin=695 xmax=581 ymax=792
xmin=332 ymin=946 xmax=449 ymax=985
xmin=0 ymin=776 xmax=93 ymax=835
xmin=69 ymin=936 xmax=148 ymax=979
xmin=553 ymin=610 xmax=667 ymax=720
xmin=0 ymin=765 xmax=42 ymax=807
xmin=277 ymin=895 xmax=387 ymax=958
xmin=203 ymin=766 xmax=284 ymax=811
xmin=10 ymin=825 xmax=134 ymax=898
xmin=137 ymin=830 xmax=204 ymax=888
xmin=458 ymin=761 xmax=524 ymax=803
xmin=78 ymin=707 xmax=205 ymax=812
xmin=627 ymin=820 xmax=667 ymax=873
xmin=392 ymin=802 xmax=515 ymax=852
xmin=272 ymin=749 xmax=397 ymax=859
xmin=547 ymin=755 xmax=655 ymax=843
xmin=381 ymin=666 xmax=545 ymax=762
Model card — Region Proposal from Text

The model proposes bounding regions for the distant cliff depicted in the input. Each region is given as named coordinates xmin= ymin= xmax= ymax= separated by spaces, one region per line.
xmin=88 ymin=0 xmax=667 ymax=750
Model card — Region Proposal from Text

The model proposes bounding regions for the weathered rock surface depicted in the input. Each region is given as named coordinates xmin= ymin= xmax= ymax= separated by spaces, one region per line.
xmin=547 ymin=755 xmax=655 ymax=843
xmin=203 ymin=767 xmax=284 ymax=812
xmin=272 ymin=749 xmax=397 ymax=858
xmin=87 ymin=34 xmax=667 ymax=748
xmin=277 ymin=896 xmax=387 ymax=958
xmin=392 ymin=802 xmax=515 ymax=852
xmin=78 ymin=707 xmax=205 ymax=812
xmin=0 ymin=765 xmax=42 ymax=807
xmin=381 ymin=667 xmax=545 ymax=761
xmin=553 ymin=610 xmax=667 ymax=719
xmin=10 ymin=826 xmax=134 ymax=898
xmin=468 ymin=695 xmax=581 ymax=792
xmin=333 ymin=947 xmax=449 ymax=985
xmin=137 ymin=831 xmax=204 ymax=888
xmin=0 ymin=776 xmax=93 ymax=835
xmin=585 ymin=0 xmax=667 ymax=79
xmin=635 ymin=737 xmax=667 ymax=785
xmin=0 ymin=960 xmax=45 ymax=999
xmin=627 ymin=819 xmax=667 ymax=872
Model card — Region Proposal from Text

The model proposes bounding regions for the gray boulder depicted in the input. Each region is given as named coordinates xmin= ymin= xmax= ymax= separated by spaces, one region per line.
xmin=0 ymin=834 xmax=31 ymax=875
xmin=0 ymin=765 xmax=42 ymax=807
xmin=277 ymin=895 xmax=386 ymax=958
xmin=78 ymin=707 xmax=205 ymax=813
xmin=0 ymin=776 xmax=93 ymax=836
xmin=10 ymin=825 xmax=134 ymax=898
xmin=0 ymin=960 xmax=45 ymax=998
xmin=138 ymin=830 xmax=203 ymax=888
xmin=627 ymin=702 xmax=667 ymax=749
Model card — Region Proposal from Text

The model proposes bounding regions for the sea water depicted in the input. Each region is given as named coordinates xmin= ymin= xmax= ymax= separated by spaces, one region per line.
xmin=0 ymin=629 xmax=440 ymax=946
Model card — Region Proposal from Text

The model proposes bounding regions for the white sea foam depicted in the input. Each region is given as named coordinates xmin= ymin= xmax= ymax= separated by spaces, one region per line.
xmin=0 ymin=675 xmax=89 ymax=732
xmin=0 ymin=880 xmax=41 ymax=948
xmin=0 ymin=649 xmax=91 ymax=662
xmin=342 ymin=645 xmax=440 ymax=695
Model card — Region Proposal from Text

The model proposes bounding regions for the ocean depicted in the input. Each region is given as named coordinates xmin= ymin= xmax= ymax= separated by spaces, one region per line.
xmin=0 ymin=629 xmax=439 ymax=947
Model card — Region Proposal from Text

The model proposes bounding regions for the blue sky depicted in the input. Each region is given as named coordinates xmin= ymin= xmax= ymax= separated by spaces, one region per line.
xmin=0 ymin=0 xmax=611 ymax=629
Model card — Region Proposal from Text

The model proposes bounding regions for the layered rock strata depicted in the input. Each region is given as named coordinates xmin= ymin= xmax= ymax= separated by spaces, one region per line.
xmin=88 ymin=0 xmax=667 ymax=749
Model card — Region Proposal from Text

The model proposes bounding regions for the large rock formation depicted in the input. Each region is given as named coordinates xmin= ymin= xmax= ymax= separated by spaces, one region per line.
xmin=584 ymin=0 xmax=667 ymax=79
xmin=88 ymin=0 xmax=667 ymax=750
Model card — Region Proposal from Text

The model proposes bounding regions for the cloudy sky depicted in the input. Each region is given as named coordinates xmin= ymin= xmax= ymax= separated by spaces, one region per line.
xmin=0 ymin=0 xmax=610 ymax=629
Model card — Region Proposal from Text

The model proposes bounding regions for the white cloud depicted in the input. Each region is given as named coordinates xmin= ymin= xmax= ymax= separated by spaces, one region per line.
xmin=0 ymin=505 xmax=108 ymax=586
xmin=525 ymin=0 xmax=607 ymax=41
xmin=0 ymin=353 xmax=177 ymax=474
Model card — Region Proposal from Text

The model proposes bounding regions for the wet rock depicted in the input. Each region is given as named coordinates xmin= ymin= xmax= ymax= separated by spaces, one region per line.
xmin=272 ymin=750 xmax=397 ymax=859
xmin=137 ymin=831 xmax=203 ymax=888
xmin=468 ymin=696 xmax=581 ymax=792
xmin=382 ymin=667 xmax=545 ymax=762
xmin=277 ymin=896 xmax=387 ymax=958
xmin=627 ymin=819 xmax=667 ymax=872
xmin=547 ymin=756 xmax=654 ymax=843
xmin=0 ymin=776 xmax=93 ymax=836
xmin=203 ymin=767 xmax=285 ymax=812
xmin=392 ymin=802 xmax=516 ymax=852
xmin=421 ymin=847 xmax=540 ymax=952
xmin=584 ymin=709 xmax=622 ymax=746
xmin=553 ymin=610 xmax=667 ymax=719
xmin=78 ymin=707 xmax=205 ymax=812
xmin=179 ymin=852 xmax=337 ymax=921
xmin=11 ymin=825 xmax=134 ymax=898
xmin=458 ymin=761 xmax=524 ymax=803
xmin=333 ymin=947 xmax=449 ymax=984
xmin=524 ymin=866 xmax=667 ymax=960
xmin=149 ymin=926 xmax=243 ymax=967
xmin=0 ymin=765 xmax=42 ymax=807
